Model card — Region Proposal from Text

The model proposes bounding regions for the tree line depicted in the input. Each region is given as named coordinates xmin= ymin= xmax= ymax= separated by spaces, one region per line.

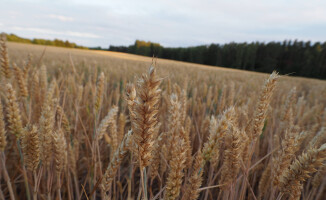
xmin=108 ymin=40 xmax=326 ymax=79
xmin=5 ymin=33 xmax=88 ymax=49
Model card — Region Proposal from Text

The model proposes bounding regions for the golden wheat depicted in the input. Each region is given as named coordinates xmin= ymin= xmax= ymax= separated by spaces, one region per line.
xmin=0 ymin=40 xmax=325 ymax=200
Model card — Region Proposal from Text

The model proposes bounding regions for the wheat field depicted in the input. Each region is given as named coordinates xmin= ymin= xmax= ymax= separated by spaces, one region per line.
xmin=0 ymin=38 xmax=326 ymax=200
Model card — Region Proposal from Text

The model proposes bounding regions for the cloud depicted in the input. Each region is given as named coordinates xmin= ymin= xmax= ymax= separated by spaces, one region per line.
xmin=10 ymin=26 xmax=101 ymax=38
xmin=48 ymin=14 xmax=74 ymax=22
xmin=1 ymin=0 xmax=326 ymax=47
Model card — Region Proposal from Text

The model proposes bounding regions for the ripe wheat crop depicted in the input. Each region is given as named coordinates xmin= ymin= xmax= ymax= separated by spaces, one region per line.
xmin=0 ymin=35 xmax=326 ymax=200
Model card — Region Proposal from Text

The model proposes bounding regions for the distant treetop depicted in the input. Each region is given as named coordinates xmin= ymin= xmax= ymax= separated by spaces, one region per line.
xmin=4 ymin=33 xmax=88 ymax=49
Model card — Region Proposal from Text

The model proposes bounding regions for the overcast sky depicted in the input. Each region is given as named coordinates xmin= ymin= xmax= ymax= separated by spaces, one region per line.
xmin=1 ymin=0 xmax=326 ymax=48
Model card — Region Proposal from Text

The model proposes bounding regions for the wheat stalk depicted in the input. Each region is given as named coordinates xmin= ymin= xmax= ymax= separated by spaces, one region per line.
xmin=219 ymin=125 xmax=242 ymax=189
xmin=0 ymin=101 xmax=7 ymax=151
xmin=202 ymin=107 xmax=235 ymax=161
xmin=182 ymin=150 xmax=204 ymax=200
xmin=132 ymin=66 xmax=161 ymax=168
xmin=21 ymin=125 xmax=40 ymax=172
xmin=94 ymin=72 xmax=105 ymax=115
xmin=13 ymin=63 xmax=28 ymax=98
xmin=251 ymin=71 xmax=279 ymax=141
xmin=0 ymin=34 xmax=11 ymax=79
xmin=38 ymin=99 xmax=56 ymax=167
xmin=273 ymin=127 xmax=299 ymax=187
xmin=164 ymin=139 xmax=186 ymax=200
xmin=5 ymin=83 xmax=23 ymax=137
xmin=101 ymin=130 xmax=131 ymax=194
xmin=279 ymin=144 xmax=326 ymax=199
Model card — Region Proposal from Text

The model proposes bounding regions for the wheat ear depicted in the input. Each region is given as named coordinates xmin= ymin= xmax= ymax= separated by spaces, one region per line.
xmin=166 ymin=94 xmax=181 ymax=161
xmin=251 ymin=71 xmax=279 ymax=141
xmin=281 ymin=87 xmax=296 ymax=123
xmin=150 ymin=132 xmax=164 ymax=179
xmin=279 ymin=144 xmax=326 ymax=198
xmin=21 ymin=125 xmax=40 ymax=172
xmin=13 ymin=63 xmax=28 ymax=98
xmin=132 ymin=66 xmax=161 ymax=168
xmin=0 ymin=34 xmax=11 ymax=79
xmin=117 ymin=113 xmax=126 ymax=144
xmin=39 ymin=100 xmax=56 ymax=167
xmin=53 ymin=129 xmax=67 ymax=174
xmin=182 ymin=150 xmax=204 ymax=200
xmin=31 ymin=71 xmax=41 ymax=122
xmin=273 ymin=127 xmax=299 ymax=187
xmin=164 ymin=139 xmax=187 ymax=200
xmin=258 ymin=164 xmax=271 ymax=199
xmin=5 ymin=83 xmax=23 ymax=137
xmin=0 ymin=101 xmax=7 ymax=151
xmin=39 ymin=65 xmax=48 ymax=104
xmin=56 ymin=105 xmax=71 ymax=141
xmin=219 ymin=125 xmax=242 ymax=189
xmin=311 ymin=164 xmax=326 ymax=188
xmin=96 ymin=106 xmax=118 ymax=140
xmin=107 ymin=106 xmax=119 ymax=157
xmin=202 ymin=107 xmax=235 ymax=161
xmin=308 ymin=127 xmax=326 ymax=149
xmin=22 ymin=54 xmax=32 ymax=81
xmin=94 ymin=72 xmax=105 ymax=114
xmin=101 ymin=130 xmax=131 ymax=194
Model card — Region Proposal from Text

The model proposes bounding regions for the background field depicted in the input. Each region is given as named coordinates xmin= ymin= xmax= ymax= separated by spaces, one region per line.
xmin=7 ymin=42 xmax=326 ymax=91
xmin=1 ymin=41 xmax=326 ymax=200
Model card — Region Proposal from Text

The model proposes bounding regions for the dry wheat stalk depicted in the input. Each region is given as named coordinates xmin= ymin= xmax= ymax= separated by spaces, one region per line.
xmin=311 ymin=163 xmax=326 ymax=188
xmin=240 ymin=130 xmax=250 ymax=165
xmin=281 ymin=87 xmax=296 ymax=123
xmin=12 ymin=63 xmax=28 ymax=98
xmin=164 ymin=139 xmax=187 ymax=200
xmin=39 ymin=65 xmax=48 ymax=104
xmin=38 ymin=100 xmax=56 ymax=166
xmin=108 ymin=106 xmax=119 ymax=156
xmin=202 ymin=107 xmax=235 ymax=161
xmin=22 ymin=54 xmax=32 ymax=81
xmin=67 ymin=143 xmax=77 ymax=172
xmin=258 ymin=164 xmax=271 ymax=199
xmin=132 ymin=66 xmax=161 ymax=168
xmin=0 ymin=101 xmax=7 ymax=151
xmin=150 ymin=132 xmax=164 ymax=179
xmin=273 ymin=127 xmax=299 ymax=187
xmin=308 ymin=127 xmax=326 ymax=149
xmin=101 ymin=130 xmax=131 ymax=194
xmin=279 ymin=144 xmax=326 ymax=198
xmin=118 ymin=113 xmax=126 ymax=144
xmin=94 ymin=72 xmax=105 ymax=114
xmin=251 ymin=72 xmax=279 ymax=141
xmin=56 ymin=105 xmax=71 ymax=141
xmin=182 ymin=150 xmax=204 ymax=200
xmin=218 ymin=85 xmax=226 ymax=113
xmin=31 ymin=70 xmax=41 ymax=122
xmin=219 ymin=125 xmax=242 ymax=189
xmin=0 ymin=34 xmax=11 ymax=79
xmin=180 ymin=126 xmax=192 ymax=169
xmin=53 ymin=129 xmax=67 ymax=174
xmin=125 ymin=83 xmax=137 ymax=134
xmin=180 ymin=89 xmax=188 ymax=125
xmin=21 ymin=125 xmax=40 ymax=172
xmin=96 ymin=106 xmax=118 ymax=140
xmin=166 ymin=94 xmax=182 ymax=161
xmin=5 ymin=83 xmax=23 ymax=137
xmin=44 ymin=80 xmax=57 ymax=108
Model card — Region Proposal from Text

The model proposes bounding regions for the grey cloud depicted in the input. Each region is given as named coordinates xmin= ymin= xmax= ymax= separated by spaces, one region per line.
xmin=1 ymin=0 xmax=325 ymax=47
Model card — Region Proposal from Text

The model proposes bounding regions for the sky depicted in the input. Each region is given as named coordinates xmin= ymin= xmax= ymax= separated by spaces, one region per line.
xmin=1 ymin=0 xmax=326 ymax=48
